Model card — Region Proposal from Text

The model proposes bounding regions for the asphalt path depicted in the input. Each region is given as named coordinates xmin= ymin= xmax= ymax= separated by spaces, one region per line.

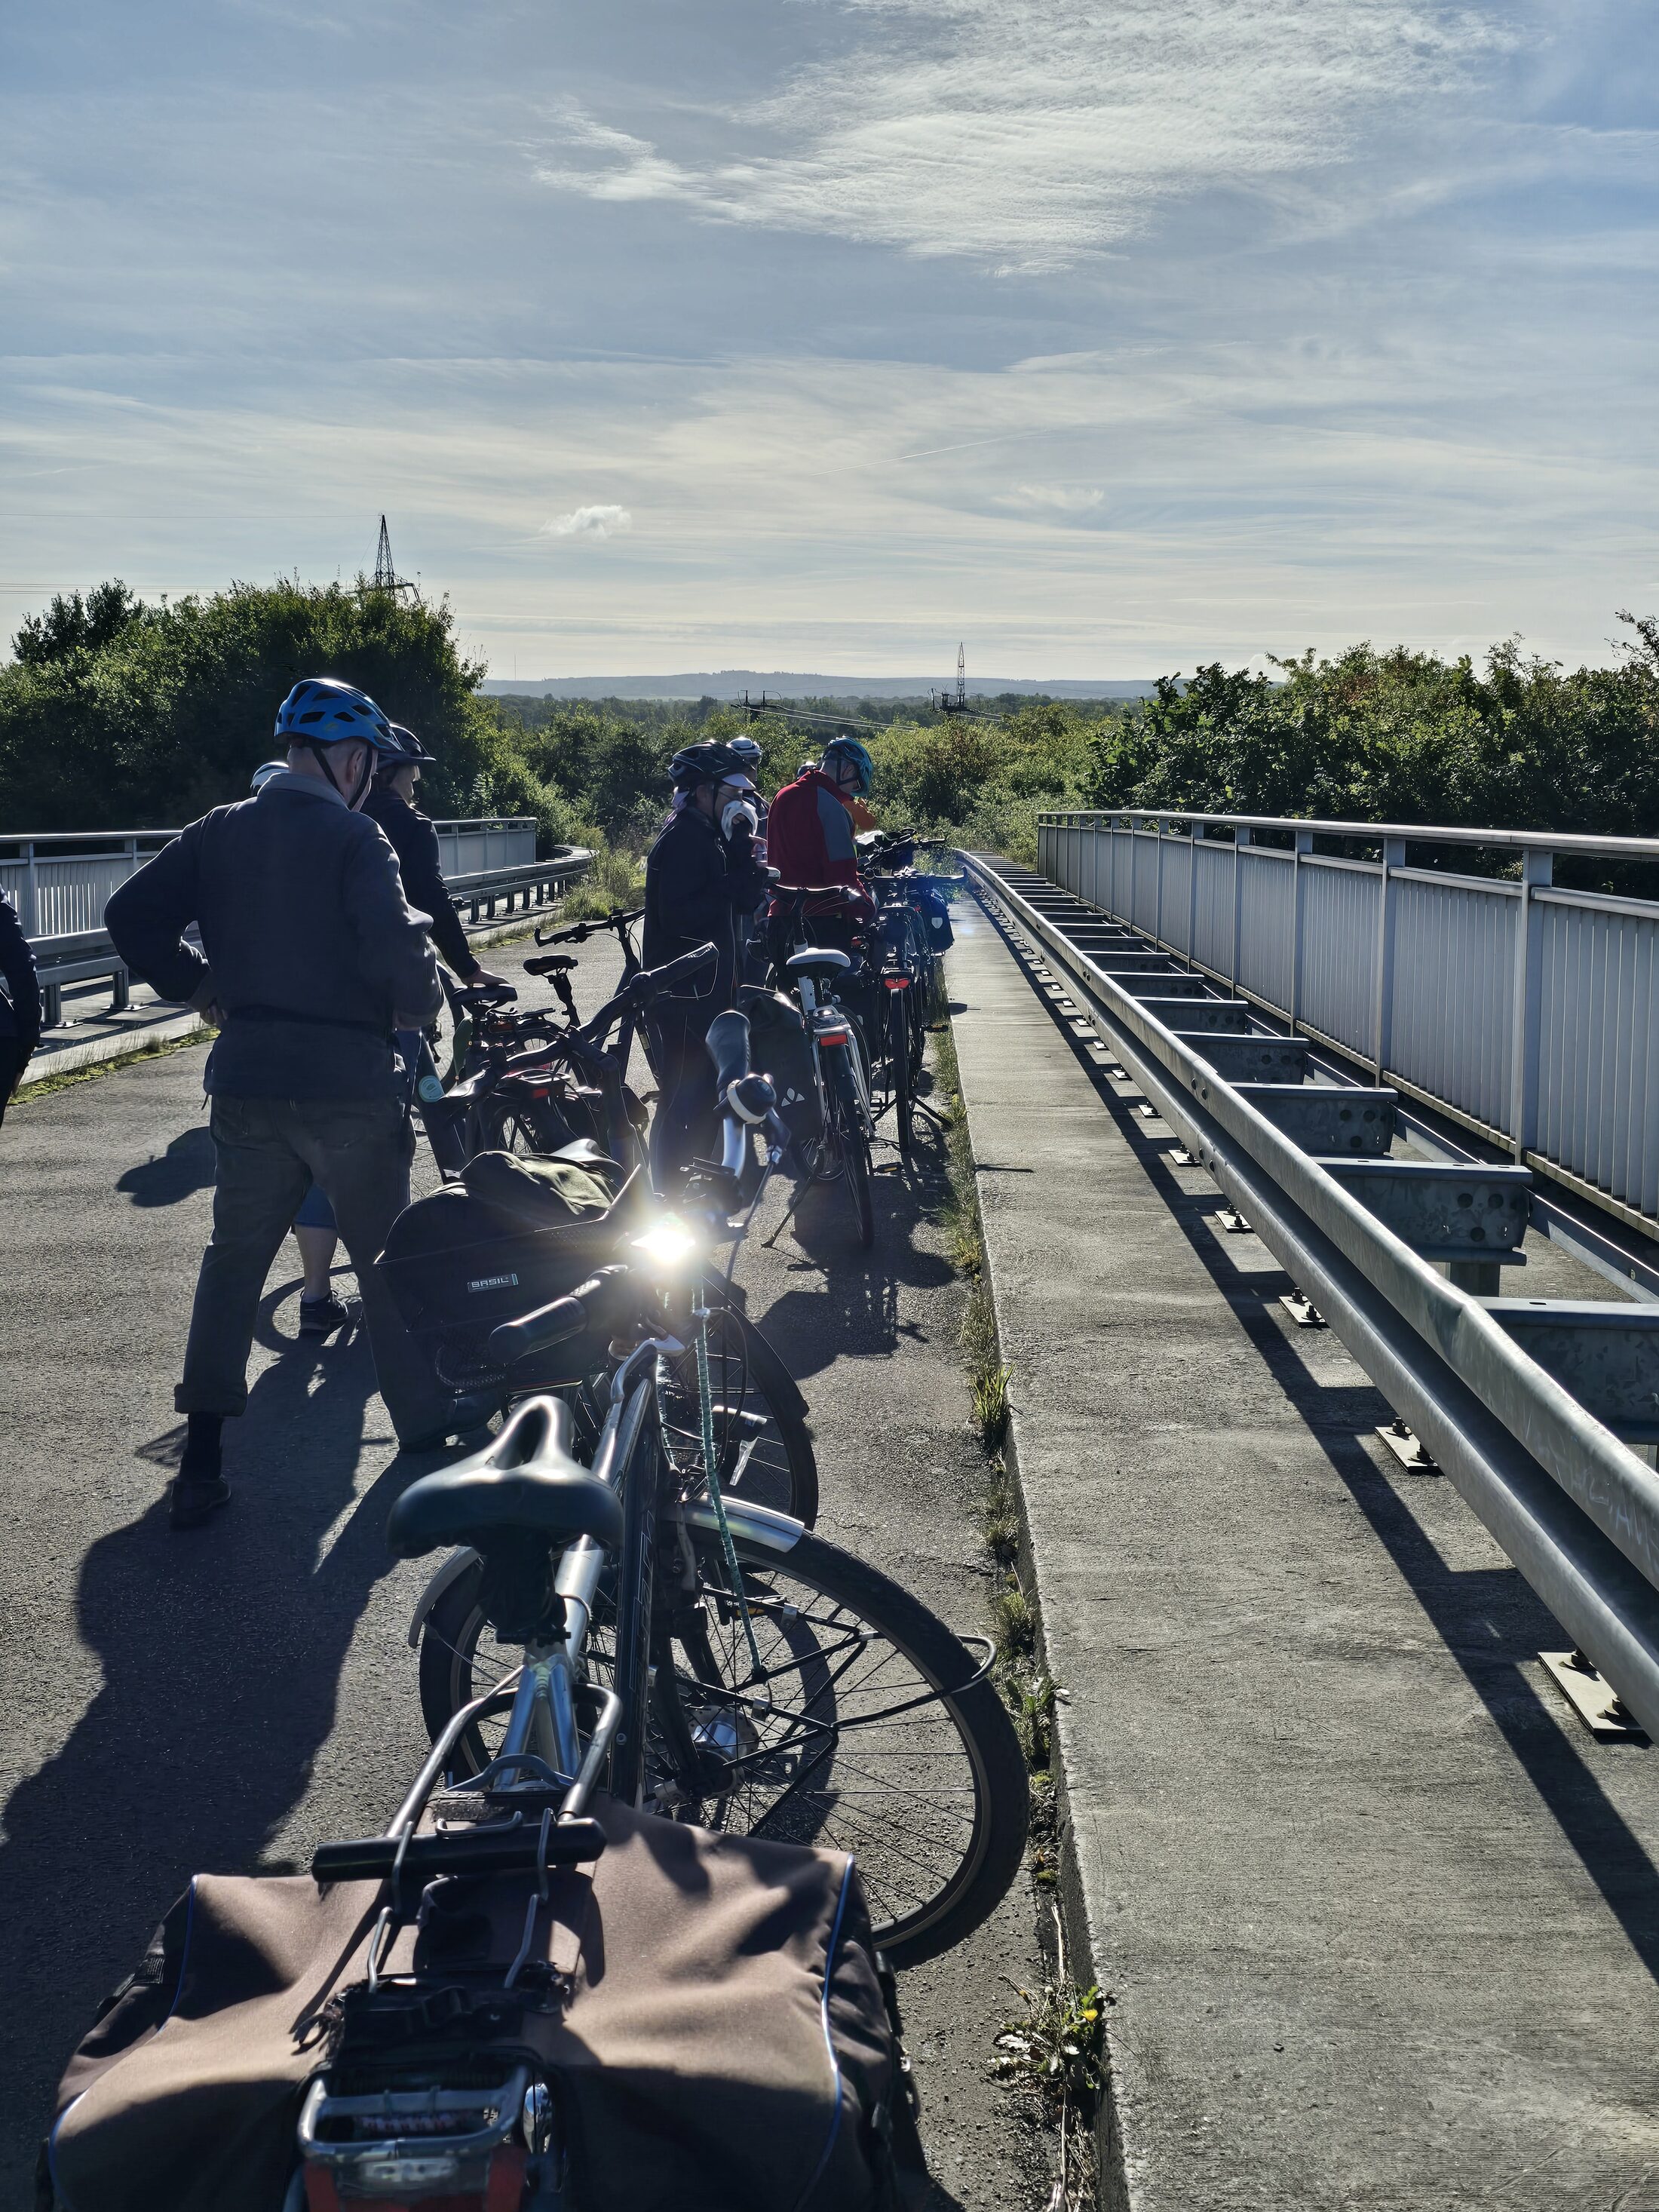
xmin=0 ymin=936 xmax=1049 ymax=2209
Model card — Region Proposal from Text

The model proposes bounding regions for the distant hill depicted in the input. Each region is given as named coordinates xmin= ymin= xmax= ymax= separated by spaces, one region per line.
xmin=480 ymin=670 xmax=1157 ymax=702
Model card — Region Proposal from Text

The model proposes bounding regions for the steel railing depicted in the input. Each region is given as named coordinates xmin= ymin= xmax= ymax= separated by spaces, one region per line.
xmin=965 ymin=849 xmax=1659 ymax=1738
xmin=1037 ymin=810 xmax=1659 ymax=1238
xmin=0 ymin=819 xmax=541 ymax=941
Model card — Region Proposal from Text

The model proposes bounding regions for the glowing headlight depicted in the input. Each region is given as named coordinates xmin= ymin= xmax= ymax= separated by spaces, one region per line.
xmin=631 ymin=1218 xmax=701 ymax=1271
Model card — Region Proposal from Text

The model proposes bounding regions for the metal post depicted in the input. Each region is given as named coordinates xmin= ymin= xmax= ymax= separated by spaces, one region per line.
xmin=1509 ymin=846 xmax=1553 ymax=1161
xmin=1373 ymin=836 xmax=1406 ymax=1081
xmin=1230 ymin=826 xmax=1252 ymax=991
xmin=22 ymin=842 xmax=38 ymax=939
xmin=1289 ymin=827 xmax=1313 ymax=1031
xmin=1186 ymin=822 xmax=1199 ymax=962
xmin=1155 ymin=817 xmax=1168 ymax=946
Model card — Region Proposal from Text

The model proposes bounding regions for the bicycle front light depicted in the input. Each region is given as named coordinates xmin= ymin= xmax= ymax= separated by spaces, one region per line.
xmin=631 ymin=1217 xmax=701 ymax=1274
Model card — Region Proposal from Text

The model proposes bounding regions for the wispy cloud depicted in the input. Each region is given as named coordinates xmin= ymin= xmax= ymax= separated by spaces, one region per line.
xmin=1000 ymin=484 xmax=1104 ymax=515
xmin=543 ymin=504 xmax=631 ymax=537
xmin=535 ymin=1 xmax=1517 ymax=268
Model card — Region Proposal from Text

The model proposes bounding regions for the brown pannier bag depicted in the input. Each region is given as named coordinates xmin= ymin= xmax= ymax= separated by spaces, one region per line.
xmin=43 ymin=1799 xmax=905 ymax=2212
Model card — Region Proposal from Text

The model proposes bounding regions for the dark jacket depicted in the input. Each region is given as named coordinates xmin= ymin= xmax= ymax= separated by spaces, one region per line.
xmin=0 ymin=891 xmax=41 ymax=1052
xmin=360 ymin=787 xmax=477 ymax=978
xmin=105 ymin=775 xmax=441 ymax=1099
xmin=642 ymin=805 xmax=769 ymax=1034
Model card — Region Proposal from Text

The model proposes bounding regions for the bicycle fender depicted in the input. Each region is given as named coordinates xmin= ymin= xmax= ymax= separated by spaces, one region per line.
xmin=406 ymin=1545 xmax=482 ymax=1649
xmin=680 ymin=1498 xmax=805 ymax=1555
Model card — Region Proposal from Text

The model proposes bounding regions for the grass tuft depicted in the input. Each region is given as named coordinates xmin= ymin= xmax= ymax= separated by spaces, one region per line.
xmin=14 ymin=1027 xmax=210 ymax=1105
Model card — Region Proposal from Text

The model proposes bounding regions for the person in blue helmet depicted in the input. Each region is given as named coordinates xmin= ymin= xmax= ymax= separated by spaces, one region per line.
xmin=106 ymin=677 xmax=449 ymax=1526
xmin=286 ymin=725 xmax=508 ymax=1336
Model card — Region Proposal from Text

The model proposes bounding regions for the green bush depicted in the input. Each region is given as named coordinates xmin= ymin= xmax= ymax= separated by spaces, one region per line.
xmin=0 ymin=577 xmax=572 ymax=842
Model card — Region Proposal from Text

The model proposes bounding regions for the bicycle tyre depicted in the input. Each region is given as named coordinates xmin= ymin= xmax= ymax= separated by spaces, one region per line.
xmin=888 ymin=988 xmax=915 ymax=1159
xmin=668 ymin=1526 xmax=1029 ymax=1964
xmin=661 ymin=1302 xmax=818 ymax=1524
xmin=833 ymin=1072 xmax=875 ymax=1247
xmin=418 ymin=1527 xmax=1030 ymax=1966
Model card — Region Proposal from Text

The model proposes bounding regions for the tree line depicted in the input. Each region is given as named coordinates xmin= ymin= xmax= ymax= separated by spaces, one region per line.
xmin=3 ymin=579 xmax=1655 ymax=881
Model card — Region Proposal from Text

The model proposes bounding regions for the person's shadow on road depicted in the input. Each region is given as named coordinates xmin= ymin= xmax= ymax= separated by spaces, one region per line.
xmin=0 ymin=1292 xmax=445 ymax=2189
xmin=115 ymin=1125 xmax=216 ymax=1207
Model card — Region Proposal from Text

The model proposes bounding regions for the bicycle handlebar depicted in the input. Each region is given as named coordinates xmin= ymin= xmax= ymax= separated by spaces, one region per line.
xmin=534 ymin=905 xmax=645 ymax=949
xmin=486 ymin=1265 xmax=632 ymax=1367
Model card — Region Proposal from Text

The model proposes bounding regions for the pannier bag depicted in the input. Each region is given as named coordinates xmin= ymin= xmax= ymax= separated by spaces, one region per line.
xmin=44 ymin=1799 xmax=903 ymax=2212
xmin=912 ymin=884 xmax=954 ymax=955
xmin=738 ymin=987 xmax=825 ymax=1150
xmin=377 ymin=1152 xmax=626 ymax=1394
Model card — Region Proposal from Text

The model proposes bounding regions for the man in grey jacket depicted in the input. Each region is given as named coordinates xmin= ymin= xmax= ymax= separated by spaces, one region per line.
xmin=106 ymin=676 xmax=447 ymax=1526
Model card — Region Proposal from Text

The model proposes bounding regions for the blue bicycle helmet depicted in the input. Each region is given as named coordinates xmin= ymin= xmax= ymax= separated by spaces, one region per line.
xmin=274 ymin=677 xmax=398 ymax=805
xmin=821 ymin=733 xmax=875 ymax=796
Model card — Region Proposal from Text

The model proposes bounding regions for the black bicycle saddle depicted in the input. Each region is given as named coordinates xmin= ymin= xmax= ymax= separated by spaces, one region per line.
xmin=388 ymin=1396 xmax=623 ymax=1559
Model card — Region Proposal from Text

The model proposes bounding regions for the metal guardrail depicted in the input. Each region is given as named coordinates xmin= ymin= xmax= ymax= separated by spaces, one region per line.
xmin=1036 ymin=809 xmax=1659 ymax=1238
xmin=1 ymin=819 xmax=540 ymax=941
xmin=963 ymin=851 xmax=1659 ymax=1741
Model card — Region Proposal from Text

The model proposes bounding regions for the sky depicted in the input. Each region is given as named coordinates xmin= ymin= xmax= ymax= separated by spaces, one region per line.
xmin=2 ymin=0 xmax=1656 ymax=680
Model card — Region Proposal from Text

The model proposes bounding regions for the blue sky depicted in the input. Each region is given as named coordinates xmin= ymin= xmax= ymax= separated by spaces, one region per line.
xmin=2 ymin=0 xmax=1655 ymax=677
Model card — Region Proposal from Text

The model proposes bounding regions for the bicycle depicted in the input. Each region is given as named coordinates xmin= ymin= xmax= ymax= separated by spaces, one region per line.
xmin=758 ymin=887 xmax=882 ymax=1247
xmin=386 ymin=1018 xmax=1026 ymax=1974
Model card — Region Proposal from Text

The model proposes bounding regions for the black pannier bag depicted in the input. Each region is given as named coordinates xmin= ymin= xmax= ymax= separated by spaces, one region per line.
xmin=43 ymin=1799 xmax=906 ymax=2212
xmin=738 ymin=987 xmax=825 ymax=1149
xmin=912 ymin=883 xmax=954 ymax=954
xmin=378 ymin=1152 xmax=630 ymax=1394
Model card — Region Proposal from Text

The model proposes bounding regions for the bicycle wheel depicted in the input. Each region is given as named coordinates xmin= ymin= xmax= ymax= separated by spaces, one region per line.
xmin=658 ymin=1302 xmax=818 ymax=1523
xmin=887 ymin=987 xmax=915 ymax=1159
xmin=664 ymin=1528 xmax=1029 ymax=1964
xmin=833 ymin=1077 xmax=875 ymax=1247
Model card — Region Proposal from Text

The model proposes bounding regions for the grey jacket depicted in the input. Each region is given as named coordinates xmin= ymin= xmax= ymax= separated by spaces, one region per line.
xmin=106 ymin=774 xmax=441 ymax=1099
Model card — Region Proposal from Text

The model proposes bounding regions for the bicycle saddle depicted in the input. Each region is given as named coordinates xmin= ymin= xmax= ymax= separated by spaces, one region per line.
xmin=787 ymin=946 xmax=852 ymax=976
xmin=388 ymin=1396 xmax=623 ymax=1558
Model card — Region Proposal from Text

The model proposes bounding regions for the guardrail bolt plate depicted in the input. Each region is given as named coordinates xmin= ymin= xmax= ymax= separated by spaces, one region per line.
xmin=1375 ymin=1420 xmax=1440 ymax=1474
xmin=1541 ymin=1651 xmax=1648 ymax=1741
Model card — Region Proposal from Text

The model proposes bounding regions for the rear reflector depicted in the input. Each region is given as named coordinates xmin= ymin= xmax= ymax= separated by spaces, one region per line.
xmin=884 ymin=975 xmax=909 ymax=991
xmin=817 ymin=1027 xmax=851 ymax=1046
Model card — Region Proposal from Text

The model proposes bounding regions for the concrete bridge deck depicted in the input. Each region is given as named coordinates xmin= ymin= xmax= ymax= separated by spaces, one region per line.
xmin=948 ymin=889 xmax=1659 ymax=2210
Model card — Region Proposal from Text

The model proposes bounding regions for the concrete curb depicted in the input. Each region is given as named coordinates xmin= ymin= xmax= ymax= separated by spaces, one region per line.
xmin=22 ymin=1011 xmax=208 ymax=1085
xmin=949 ymin=907 xmax=1134 ymax=2210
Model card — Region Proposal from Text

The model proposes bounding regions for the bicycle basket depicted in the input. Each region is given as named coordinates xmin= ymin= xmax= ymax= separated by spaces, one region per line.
xmin=377 ymin=1179 xmax=619 ymax=1392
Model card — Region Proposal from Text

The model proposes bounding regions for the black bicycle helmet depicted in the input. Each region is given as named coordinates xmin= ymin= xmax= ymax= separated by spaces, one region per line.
xmin=667 ymin=740 xmax=755 ymax=790
xmin=381 ymin=723 xmax=437 ymax=772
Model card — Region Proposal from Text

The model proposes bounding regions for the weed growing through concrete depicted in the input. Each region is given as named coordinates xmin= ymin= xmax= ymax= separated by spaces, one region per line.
xmin=935 ymin=1008 xmax=1101 ymax=2205
xmin=993 ymin=1937 xmax=1109 ymax=2212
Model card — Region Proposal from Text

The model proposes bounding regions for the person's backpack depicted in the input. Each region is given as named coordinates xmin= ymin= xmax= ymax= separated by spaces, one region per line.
xmin=42 ymin=1799 xmax=913 ymax=2212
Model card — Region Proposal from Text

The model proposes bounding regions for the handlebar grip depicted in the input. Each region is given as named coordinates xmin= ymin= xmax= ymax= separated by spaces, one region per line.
xmin=486 ymin=1266 xmax=629 ymax=1367
xmin=704 ymin=1008 xmax=751 ymax=1098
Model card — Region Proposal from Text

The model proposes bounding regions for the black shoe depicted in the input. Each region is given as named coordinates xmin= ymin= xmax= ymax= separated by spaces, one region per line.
xmin=170 ymin=1474 xmax=232 ymax=1529
xmin=299 ymin=1293 xmax=357 ymax=1338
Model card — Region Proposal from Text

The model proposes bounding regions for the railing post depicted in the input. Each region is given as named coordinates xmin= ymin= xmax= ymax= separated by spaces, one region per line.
xmin=1155 ymin=816 xmax=1168 ymax=946
xmin=1289 ymin=827 xmax=1313 ymax=1030
xmin=1373 ymin=836 xmax=1406 ymax=1081
xmin=1229 ymin=825 xmax=1251 ymax=990
xmin=1509 ymin=846 xmax=1553 ymax=1159
xmin=22 ymin=842 xmax=38 ymax=938
xmin=1185 ymin=821 xmax=1199 ymax=961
